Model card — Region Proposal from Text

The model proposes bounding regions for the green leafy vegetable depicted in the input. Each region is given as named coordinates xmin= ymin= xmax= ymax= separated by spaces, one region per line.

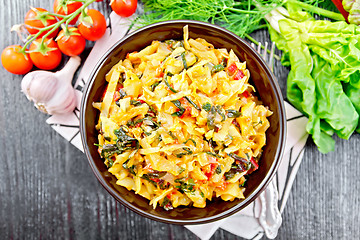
xmin=128 ymin=165 xmax=136 ymax=175
xmin=202 ymin=102 xmax=211 ymax=112
xmin=122 ymin=159 xmax=131 ymax=169
xmin=184 ymin=138 xmax=196 ymax=147
xmin=150 ymin=81 xmax=161 ymax=91
xmin=114 ymin=127 xmax=140 ymax=151
xmin=175 ymin=147 xmax=193 ymax=158
xmin=268 ymin=4 xmax=360 ymax=153
xmin=143 ymin=117 xmax=161 ymax=129
xmin=130 ymin=99 xmax=144 ymax=106
xmin=207 ymin=106 xmax=216 ymax=130
xmin=107 ymin=158 xmax=114 ymax=168
xmin=168 ymin=131 xmax=178 ymax=140
xmin=224 ymin=153 xmax=250 ymax=180
xmin=171 ymin=100 xmax=185 ymax=117
xmin=164 ymin=74 xmax=200 ymax=111
xmin=175 ymin=178 xmax=196 ymax=192
xmin=119 ymin=89 xmax=127 ymax=98
xmin=343 ymin=0 xmax=360 ymax=25
xmin=180 ymin=52 xmax=188 ymax=69
xmin=184 ymin=96 xmax=201 ymax=110
xmin=215 ymin=165 xmax=222 ymax=174
xmin=228 ymin=153 xmax=249 ymax=164
xmin=138 ymin=0 xmax=284 ymax=39
xmin=141 ymin=171 xmax=167 ymax=187
xmin=100 ymin=144 xmax=119 ymax=158
xmin=215 ymin=105 xmax=226 ymax=121
xmin=164 ymin=73 xmax=177 ymax=93
xmin=161 ymin=196 xmax=173 ymax=210
xmin=239 ymin=177 xmax=247 ymax=187
xmin=226 ymin=109 xmax=242 ymax=118
xmin=211 ymin=64 xmax=225 ymax=74
xmin=221 ymin=57 xmax=228 ymax=67
xmin=204 ymin=151 xmax=221 ymax=158
xmin=127 ymin=116 xmax=159 ymax=128
xmin=286 ymin=0 xmax=345 ymax=20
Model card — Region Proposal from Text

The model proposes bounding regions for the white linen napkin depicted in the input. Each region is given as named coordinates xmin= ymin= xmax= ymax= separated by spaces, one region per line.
xmin=46 ymin=12 xmax=309 ymax=240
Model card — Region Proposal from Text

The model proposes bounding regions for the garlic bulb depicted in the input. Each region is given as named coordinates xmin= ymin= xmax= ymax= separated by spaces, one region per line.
xmin=21 ymin=56 xmax=81 ymax=115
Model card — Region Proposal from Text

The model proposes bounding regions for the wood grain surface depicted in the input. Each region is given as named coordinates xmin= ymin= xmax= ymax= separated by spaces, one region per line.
xmin=0 ymin=0 xmax=359 ymax=239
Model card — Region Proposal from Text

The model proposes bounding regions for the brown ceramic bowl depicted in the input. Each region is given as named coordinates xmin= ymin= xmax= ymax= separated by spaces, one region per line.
xmin=80 ymin=20 xmax=286 ymax=225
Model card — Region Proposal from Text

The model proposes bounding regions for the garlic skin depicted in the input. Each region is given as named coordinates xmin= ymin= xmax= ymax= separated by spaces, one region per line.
xmin=21 ymin=56 xmax=81 ymax=115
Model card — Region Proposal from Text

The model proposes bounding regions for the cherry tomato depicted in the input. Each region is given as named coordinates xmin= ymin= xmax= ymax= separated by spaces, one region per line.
xmin=24 ymin=7 xmax=59 ymax=38
xmin=111 ymin=0 xmax=137 ymax=17
xmin=1 ymin=45 xmax=33 ymax=75
xmin=57 ymin=27 xmax=86 ymax=56
xmin=29 ymin=38 xmax=62 ymax=70
xmin=53 ymin=0 xmax=83 ymax=25
xmin=78 ymin=9 xmax=106 ymax=41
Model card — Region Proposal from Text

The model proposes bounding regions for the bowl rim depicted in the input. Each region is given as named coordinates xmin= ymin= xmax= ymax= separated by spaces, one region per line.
xmin=80 ymin=19 xmax=287 ymax=225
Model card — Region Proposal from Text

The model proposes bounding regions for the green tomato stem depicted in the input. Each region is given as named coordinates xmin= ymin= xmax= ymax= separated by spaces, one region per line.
xmin=41 ymin=24 xmax=61 ymax=43
xmin=47 ymin=12 xmax=68 ymax=18
xmin=22 ymin=0 xmax=96 ymax=52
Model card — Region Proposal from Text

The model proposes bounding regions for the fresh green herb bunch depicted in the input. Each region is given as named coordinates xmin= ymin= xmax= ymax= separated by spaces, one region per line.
xmin=138 ymin=0 xmax=284 ymax=37
xmin=138 ymin=0 xmax=341 ymax=37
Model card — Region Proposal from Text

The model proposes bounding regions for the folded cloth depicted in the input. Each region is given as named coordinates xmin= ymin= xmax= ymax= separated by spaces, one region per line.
xmin=46 ymin=12 xmax=309 ymax=240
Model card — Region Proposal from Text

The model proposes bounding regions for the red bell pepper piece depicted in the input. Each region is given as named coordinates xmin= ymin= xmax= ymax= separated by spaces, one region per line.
xmin=113 ymin=91 xmax=120 ymax=101
xmin=150 ymin=178 xmax=160 ymax=183
xmin=227 ymin=62 xmax=237 ymax=74
xmin=156 ymin=67 xmax=164 ymax=77
xmin=250 ymin=157 xmax=259 ymax=171
xmin=242 ymin=90 xmax=250 ymax=98
xmin=180 ymin=106 xmax=192 ymax=119
xmin=204 ymin=163 xmax=218 ymax=180
xmin=234 ymin=69 xmax=245 ymax=80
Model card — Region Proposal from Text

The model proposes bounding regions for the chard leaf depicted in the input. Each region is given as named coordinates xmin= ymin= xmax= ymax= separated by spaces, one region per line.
xmin=184 ymin=96 xmax=200 ymax=110
xmin=171 ymin=100 xmax=185 ymax=117
xmin=226 ymin=109 xmax=241 ymax=118
xmin=202 ymin=102 xmax=211 ymax=112
xmin=311 ymin=54 xmax=358 ymax=140
xmin=269 ymin=16 xmax=360 ymax=153
xmin=207 ymin=106 xmax=216 ymax=130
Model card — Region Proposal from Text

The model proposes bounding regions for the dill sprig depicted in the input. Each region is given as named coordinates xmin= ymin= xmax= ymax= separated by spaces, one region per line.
xmin=137 ymin=0 xmax=284 ymax=38
xmin=137 ymin=0 xmax=340 ymax=37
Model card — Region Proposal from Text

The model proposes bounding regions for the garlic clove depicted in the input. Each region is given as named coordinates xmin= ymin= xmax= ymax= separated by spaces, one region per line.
xmin=21 ymin=71 xmax=58 ymax=103
xmin=21 ymin=56 xmax=81 ymax=115
xmin=54 ymin=56 xmax=81 ymax=81
xmin=43 ymin=84 xmax=77 ymax=115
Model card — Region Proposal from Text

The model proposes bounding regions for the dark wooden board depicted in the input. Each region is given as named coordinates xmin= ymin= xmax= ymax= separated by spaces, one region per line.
xmin=0 ymin=0 xmax=359 ymax=239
